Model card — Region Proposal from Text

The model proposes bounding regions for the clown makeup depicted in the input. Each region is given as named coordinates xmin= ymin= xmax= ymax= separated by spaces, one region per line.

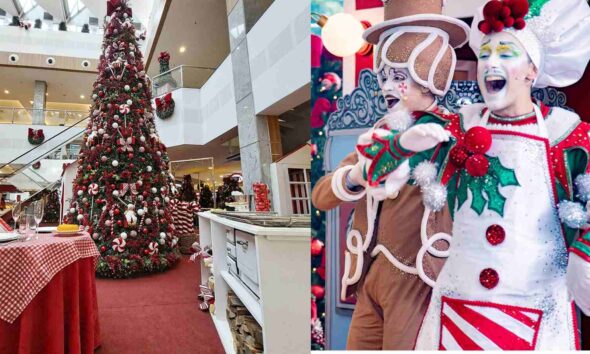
xmin=477 ymin=31 xmax=537 ymax=116
xmin=377 ymin=65 xmax=435 ymax=113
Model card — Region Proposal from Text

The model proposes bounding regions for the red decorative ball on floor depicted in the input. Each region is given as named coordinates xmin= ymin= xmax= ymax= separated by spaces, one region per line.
xmin=449 ymin=145 xmax=470 ymax=168
xmin=465 ymin=154 xmax=490 ymax=177
xmin=311 ymin=238 xmax=324 ymax=256
xmin=311 ymin=285 xmax=325 ymax=300
xmin=464 ymin=126 xmax=492 ymax=154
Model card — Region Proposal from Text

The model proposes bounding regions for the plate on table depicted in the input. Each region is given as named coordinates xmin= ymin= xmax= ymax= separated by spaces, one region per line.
xmin=0 ymin=233 xmax=19 ymax=243
xmin=54 ymin=229 xmax=83 ymax=237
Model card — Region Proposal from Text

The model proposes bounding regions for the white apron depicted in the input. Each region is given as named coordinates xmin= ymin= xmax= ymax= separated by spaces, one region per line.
xmin=415 ymin=106 xmax=579 ymax=350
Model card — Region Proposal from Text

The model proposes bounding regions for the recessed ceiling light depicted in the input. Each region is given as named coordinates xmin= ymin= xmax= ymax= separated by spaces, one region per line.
xmin=29 ymin=100 xmax=33 ymax=104
xmin=45 ymin=92 xmax=48 ymax=96
xmin=3 ymin=90 xmax=9 ymax=94
xmin=80 ymin=95 xmax=85 ymax=99
xmin=179 ymin=46 xmax=186 ymax=53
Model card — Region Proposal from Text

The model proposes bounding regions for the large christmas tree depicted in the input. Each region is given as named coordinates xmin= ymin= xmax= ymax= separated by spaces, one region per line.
xmin=65 ymin=0 xmax=179 ymax=278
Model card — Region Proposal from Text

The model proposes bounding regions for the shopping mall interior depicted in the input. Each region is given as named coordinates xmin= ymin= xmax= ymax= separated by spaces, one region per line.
xmin=0 ymin=0 xmax=310 ymax=353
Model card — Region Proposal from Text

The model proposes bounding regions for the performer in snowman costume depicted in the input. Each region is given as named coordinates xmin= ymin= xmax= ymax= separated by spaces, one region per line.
xmin=357 ymin=0 xmax=590 ymax=349
xmin=312 ymin=0 xmax=469 ymax=349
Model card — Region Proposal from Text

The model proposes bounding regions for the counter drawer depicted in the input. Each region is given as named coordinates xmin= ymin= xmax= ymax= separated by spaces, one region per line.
xmin=226 ymin=255 xmax=238 ymax=276
xmin=225 ymin=228 xmax=235 ymax=244
xmin=235 ymin=230 xmax=259 ymax=294
xmin=226 ymin=242 xmax=237 ymax=258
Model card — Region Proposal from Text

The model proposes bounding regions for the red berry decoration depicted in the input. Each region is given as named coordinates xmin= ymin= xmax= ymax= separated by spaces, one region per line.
xmin=311 ymin=238 xmax=324 ymax=257
xmin=513 ymin=17 xmax=526 ymax=30
xmin=464 ymin=126 xmax=492 ymax=154
xmin=503 ymin=17 xmax=515 ymax=27
xmin=465 ymin=154 xmax=490 ymax=177
xmin=478 ymin=21 xmax=491 ymax=34
xmin=311 ymin=285 xmax=325 ymax=300
xmin=492 ymin=20 xmax=505 ymax=32
xmin=486 ymin=224 xmax=506 ymax=245
xmin=479 ymin=268 xmax=499 ymax=289
xmin=449 ymin=145 xmax=470 ymax=168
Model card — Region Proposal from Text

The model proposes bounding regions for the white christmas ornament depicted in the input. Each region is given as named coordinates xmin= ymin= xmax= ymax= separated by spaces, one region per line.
xmin=151 ymin=187 xmax=157 ymax=193
xmin=112 ymin=160 xmax=119 ymax=167
xmin=164 ymin=197 xmax=170 ymax=203
xmin=126 ymin=99 xmax=132 ymax=105
xmin=70 ymin=208 xmax=76 ymax=214
xmin=124 ymin=85 xmax=130 ymax=91
xmin=77 ymin=214 xmax=84 ymax=221
xmin=120 ymin=232 xmax=128 ymax=240
xmin=112 ymin=122 xmax=119 ymax=129
xmin=113 ymin=190 xmax=120 ymax=197
xmin=140 ymin=136 xmax=146 ymax=142
xmin=145 ymin=218 xmax=152 ymax=225
xmin=101 ymin=156 xmax=107 ymax=162
xmin=146 ymin=166 xmax=153 ymax=172
xmin=160 ymin=232 xmax=166 ymax=238
xmin=130 ymin=230 xmax=137 ymax=237
xmin=77 ymin=190 xmax=83 ymax=196
xmin=139 ymin=147 xmax=145 ymax=153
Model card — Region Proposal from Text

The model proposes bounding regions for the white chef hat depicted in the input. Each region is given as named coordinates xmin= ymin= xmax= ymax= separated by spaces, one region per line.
xmin=469 ymin=0 xmax=590 ymax=88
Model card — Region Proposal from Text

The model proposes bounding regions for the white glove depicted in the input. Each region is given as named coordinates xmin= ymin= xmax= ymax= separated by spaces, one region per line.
xmin=399 ymin=123 xmax=451 ymax=153
xmin=566 ymin=252 xmax=590 ymax=315
xmin=347 ymin=160 xmax=366 ymax=187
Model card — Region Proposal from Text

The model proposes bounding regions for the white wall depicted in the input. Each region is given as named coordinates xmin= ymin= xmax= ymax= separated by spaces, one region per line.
xmin=200 ymin=57 xmax=237 ymax=144
xmin=0 ymin=26 xmax=102 ymax=59
xmin=0 ymin=124 xmax=84 ymax=164
xmin=247 ymin=0 xmax=310 ymax=115
xmin=152 ymin=88 xmax=203 ymax=147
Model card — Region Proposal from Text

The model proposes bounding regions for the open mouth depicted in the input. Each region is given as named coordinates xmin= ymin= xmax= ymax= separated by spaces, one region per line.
xmin=385 ymin=95 xmax=400 ymax=109
xmin=484 ymin=75 xmax=507 ymax=94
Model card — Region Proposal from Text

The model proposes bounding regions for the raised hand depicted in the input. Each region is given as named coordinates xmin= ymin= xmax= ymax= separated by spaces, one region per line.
xmin=399 ymin=123 xmax=451 ymax=152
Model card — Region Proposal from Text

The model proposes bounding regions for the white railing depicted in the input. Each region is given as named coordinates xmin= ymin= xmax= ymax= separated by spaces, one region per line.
xmin=0 ymin=107 xmax=88 ymax=126
xmin=151 ymin=65 xmax=216 ymax=97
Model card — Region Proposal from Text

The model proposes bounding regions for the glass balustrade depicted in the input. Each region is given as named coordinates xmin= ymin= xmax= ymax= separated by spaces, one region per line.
xmin=151 ymin=65 xmax=215 ymax=97
xmin=0 ymin=107 xmax=88 ymax=126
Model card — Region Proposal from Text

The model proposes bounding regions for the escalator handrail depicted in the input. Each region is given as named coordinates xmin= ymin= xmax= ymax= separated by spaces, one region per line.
xmin=0 ymin=114 xmax=89 ymax=171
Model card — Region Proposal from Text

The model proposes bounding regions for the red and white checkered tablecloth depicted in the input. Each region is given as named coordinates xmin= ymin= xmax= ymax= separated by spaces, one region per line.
xmin=0 ymin=232 xmax=99 ymax=323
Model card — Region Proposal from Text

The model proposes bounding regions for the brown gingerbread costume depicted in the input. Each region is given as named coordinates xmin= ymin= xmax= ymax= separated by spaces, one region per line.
xmin=311 ymin=0 xmax=468 ymax=349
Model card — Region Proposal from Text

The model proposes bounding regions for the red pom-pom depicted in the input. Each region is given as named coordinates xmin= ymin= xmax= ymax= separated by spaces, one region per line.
xmin=311 ymin=285 xmax=325 ymax=300
xmin=493 ymin=20 xmax=505 ymax=33
xmin=478 ymin=21 xmax=491 ymax=34
xmin=449 ymin=145 xmax=470 ymax=168
xmin=311 ymin=238 xmax=324 ymax=257
xmin=465 ymin=154 xmax=490 ymax=177
xmin=500 ymin=6 xmax=511 ymax=18
xmin=503 ymin=17 xmax=515 ymax=27
xmin=513 ymin=17 xmax=526 ymax=30
xmin=464 ymin=126 xmax=492 ymax=154
xmin=483 ymin=1 xmax=503 ymax=18
xmin=510 ymin=0 xmax=529 ymax=18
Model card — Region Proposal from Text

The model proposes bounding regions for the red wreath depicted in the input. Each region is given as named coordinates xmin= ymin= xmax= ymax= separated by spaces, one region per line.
xmin=155 ymin=93 xmax=175 ymax=119
xmin=28 ymin=128 xmax=45 ymax=145
xmin=478 ymin=0 xmax=529 ymax=34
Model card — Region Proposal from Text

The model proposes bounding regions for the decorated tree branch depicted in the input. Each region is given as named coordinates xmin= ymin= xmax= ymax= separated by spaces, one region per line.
xmin=64 ymin=0 xmax=179 ymax=278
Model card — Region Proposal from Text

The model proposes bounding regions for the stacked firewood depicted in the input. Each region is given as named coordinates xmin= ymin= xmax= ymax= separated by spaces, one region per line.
xmin=227 ymin=290 xmax=263 ymax=353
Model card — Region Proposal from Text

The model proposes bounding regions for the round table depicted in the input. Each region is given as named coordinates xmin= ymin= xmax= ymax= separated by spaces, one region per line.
xmin=0 ymin=232 xmax=101 ymax=354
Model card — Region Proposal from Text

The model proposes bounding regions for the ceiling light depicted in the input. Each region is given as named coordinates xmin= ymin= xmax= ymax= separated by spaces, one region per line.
xmin=3 ymin=90 xmax=9 ymax=94
xmin=45 ymin=93 xmax=48 ymax=96
xmin=179 ymin=46 xmax=186 ymax=53
xmin=80 ymin=95 xmax=85 ymax=99
xmin=29 ymin=100 xmax=33 ymax=104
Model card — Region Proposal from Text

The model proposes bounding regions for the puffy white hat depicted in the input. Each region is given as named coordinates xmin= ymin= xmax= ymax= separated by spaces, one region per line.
xmin=469 ymin=0 xmax=590 ymax=88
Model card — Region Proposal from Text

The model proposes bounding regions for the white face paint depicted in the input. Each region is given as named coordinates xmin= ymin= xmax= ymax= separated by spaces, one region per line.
xmin=377 ymin=65 xmax=429 ymax=113
xmin=477 ymin=31 xmax=535 ymax=114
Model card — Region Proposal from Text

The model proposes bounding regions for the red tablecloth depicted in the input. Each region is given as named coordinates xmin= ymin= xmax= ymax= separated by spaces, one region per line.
xmin=0 ymin=235 xmax=100 ymax=353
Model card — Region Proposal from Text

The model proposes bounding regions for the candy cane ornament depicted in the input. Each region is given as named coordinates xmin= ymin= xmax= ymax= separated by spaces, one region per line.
xmin=112 ymin=237 xmax=126 ymax=252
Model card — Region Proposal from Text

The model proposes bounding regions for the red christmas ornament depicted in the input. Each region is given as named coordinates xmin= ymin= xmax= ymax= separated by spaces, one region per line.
xmin=464 ymin=126 xmax=492 ymax=154
xmin=117 ymin=220 xmax=123 ymax=226
xmin=311 ymin=285 xmax=325 ymax=300
xmin=311 ymin=238 xmax=324 ymax=256
xmin=479 ymin=268 xmax=499 ymax=289
xmin=114 ymin=209 xmax=120 ymax=215
xmin=486 ymin=224 xmax=506 ymax=245
xmin=100 ymin=245 xmax=107 ymax=252
xmin=144 ymin=249 xmax=149 ymax=255
xmin=449 ymin=145 xmax=470 ymax=168
xmin=465 ymin=154 xmax=490 ymax=177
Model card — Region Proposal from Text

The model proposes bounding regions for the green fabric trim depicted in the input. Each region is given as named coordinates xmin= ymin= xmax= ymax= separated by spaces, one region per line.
xmin=572 ymin=239 xmax=590 ymax=257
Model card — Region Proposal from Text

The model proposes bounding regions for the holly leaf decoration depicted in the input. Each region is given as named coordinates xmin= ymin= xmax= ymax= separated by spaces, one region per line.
xmin=526 ymin=0 xmax=550 ymax=18
xmin=455 ymin=155 xmax=520 ymax=216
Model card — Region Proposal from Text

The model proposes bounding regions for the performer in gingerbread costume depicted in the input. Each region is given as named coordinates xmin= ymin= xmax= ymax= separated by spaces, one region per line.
xmin=311 ymin=0 xmax=469 ymax=349
xmin=357 ymin=0 xmax=590 ymax=349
